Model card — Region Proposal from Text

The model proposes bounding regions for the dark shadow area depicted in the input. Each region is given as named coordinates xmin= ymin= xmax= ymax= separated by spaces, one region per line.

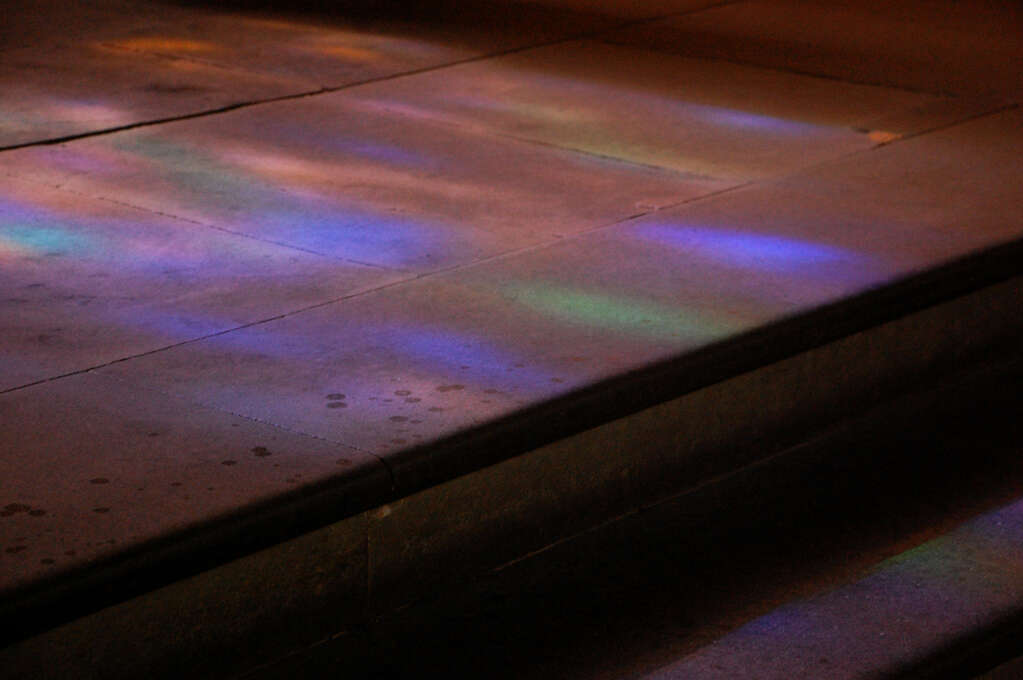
xmin=246 ymin=358 xmax=1023 ymax=680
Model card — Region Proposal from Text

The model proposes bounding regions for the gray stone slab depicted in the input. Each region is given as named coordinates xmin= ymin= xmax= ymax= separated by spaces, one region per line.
xmin=0 ymin=0 xmax=620 ymax=147
xmin=0 ymin=43 xmax=310 ymax=148
xmin=347 ymin=39 xmax=944 ymax=180
xmin=642 ymin=496 xmax=1023 ymax=679
xmin=0 ymin=95 xmax=722 ymax=272
xmin=0 ymin=371 xmax=384 ymax=595
xmin=603 ymin=0 xmax=1023 ymax=99
xmin=0 ymin=175 xmax=402 ymax=390
xmin=87 ymin=108 xmax=1023 ymax=489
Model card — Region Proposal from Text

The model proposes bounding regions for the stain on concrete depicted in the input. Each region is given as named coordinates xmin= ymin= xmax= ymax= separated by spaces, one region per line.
xmin=252 ymin=446 xmax=271 ymax=457
xmin=436 ymin=384 xmax=465 ymax=392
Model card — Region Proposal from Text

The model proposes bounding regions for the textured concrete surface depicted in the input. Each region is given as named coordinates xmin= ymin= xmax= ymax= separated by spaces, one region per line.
xmin=2 ymin=0 xmax=1023 ymax=675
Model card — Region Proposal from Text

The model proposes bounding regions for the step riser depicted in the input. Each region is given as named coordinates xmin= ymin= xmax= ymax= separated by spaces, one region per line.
xmin=6 ymin=276 xmax=1022 ymax=679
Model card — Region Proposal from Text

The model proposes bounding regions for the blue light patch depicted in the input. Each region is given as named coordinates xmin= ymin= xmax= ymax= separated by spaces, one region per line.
xmin=633 ymin=223 xmax=870 ymax=274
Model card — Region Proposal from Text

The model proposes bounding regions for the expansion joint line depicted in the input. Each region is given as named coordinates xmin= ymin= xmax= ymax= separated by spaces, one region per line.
xmin=0 ymin=0 xmax=750 ymax=154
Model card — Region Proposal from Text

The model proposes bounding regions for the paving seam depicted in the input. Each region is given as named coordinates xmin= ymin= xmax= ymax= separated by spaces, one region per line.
xmin=0 ymin=1 xmax=748 ymax=155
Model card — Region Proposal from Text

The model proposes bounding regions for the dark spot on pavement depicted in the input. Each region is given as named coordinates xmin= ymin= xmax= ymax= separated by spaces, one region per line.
xmin=28 ymin=509 xmax=46 ymax=516
xmin=428 ymin=407 xmax=444 ymax=412
xmin=148 ymin=432 xmax=160 ymax=437
xmin=389 ymin=416 xmax=407 ymax=423
xmin=90 ymin=478 xmax=109 ymax=484
xmin=171 ymin=482 xmax=182 ymax=487
xmin=405 ymin=397 xmax=421 ymax=403
xmin=326 ymin=393 xmax=345 ymax=400
xmin=65 ymin=550 xmax=76 ymax=556
xmin=4 ymin=503 xmax=30 ymax=513
xmin=394 ymin=390 xmax=411 ymax=396
xmin=222 ymin=460 xmax=237 ymax=466
xmin=93 ymin=507 xmax=110 ymax=514
xmin=410 ymin=419 xmax=422 ymax=424
xmin=252 ymin=446 xmax=271 ymax=457
xmin=326 ymin=401 xmax=347 ymax=408
xmin=484 ymin=389 xmax=500 ymax=394
xmin=5 ymin=546 xmax=27 ymax=553
xmin=436 ymin=384 xmax=464 ymax=393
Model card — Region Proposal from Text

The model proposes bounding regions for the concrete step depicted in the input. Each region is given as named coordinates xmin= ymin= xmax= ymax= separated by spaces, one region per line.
xmin=3 ymin=1 xmax=1023 ymax=678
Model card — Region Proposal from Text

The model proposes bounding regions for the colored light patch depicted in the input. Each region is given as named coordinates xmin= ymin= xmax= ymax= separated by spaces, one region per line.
xmin=508 ymin=283 xmax=740 ymax=341
xmin=0 ymin=224 xmax=95 ymax=258
xmin=632 ymin=223 xmax=870 ymax=274
xmin=369 ymin=323 xmax=552 ymax=388
xmin=311 ymin=43 xmax=380 ymax=62
xmin=105 ymin=37 xmax=218 ymax=53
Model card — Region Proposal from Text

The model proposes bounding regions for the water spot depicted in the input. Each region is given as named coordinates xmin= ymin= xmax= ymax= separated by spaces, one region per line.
xmin=170 ymin=482 xmax=183 ymax=487
xmin=28 ymin=509 xmax=46 ymax=517
xmin=252 ymin=446 xmax=271 ymax=457
xmin=336 ymin=458 xmax=352 ymax=467
xmin=428 ymin=407 xmax=444 ymax=412
xmin=40 ymin=558 xmax=55 ymax=565
xmin=483 ymin=389 xmax=500 ymax=394
xmin=5 ymin=546 xmax=27 ymax=553
xmin=391 ymin=438 xmax=407 ymax=445
xmin=93 ymin=507 xmax=110 ymax=514
xmin=90 ymin=478 xmax=110 ymax=484
xmin=436 ymin=384 xmax=465 ymax=393
xmin=147 ymin=432 xmax=160 ymax=437
xmin=327 ymin=401 xmax=347 ymax=408
xmin=207 ymin=487 xmax=214 ymax=491
xmin=326 ymin=393 xmax=346 ymax=400
xmin=389 ymin=416 xmax=408 ymax=423
xmin=394 ymin=390 xmax=412 ymax=396
xmin=405 ymin=397 xmax=421 ymax=403
xmin=221 ymin=460 xmax=237 ymax=466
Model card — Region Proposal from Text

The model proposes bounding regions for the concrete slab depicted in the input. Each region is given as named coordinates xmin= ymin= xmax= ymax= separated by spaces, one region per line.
xmin=0 ymin=175 xmax=402 ymax=390
xmin=603 ymin=0 xmax=1023 ymax=100
xmin=0 ymin=0 xmax=621 ymax=148
xmin=0 ymin=95 xmax=722 ymax=272
xmin=0 ymin=0 xmax=172 ymax=53
xmin=347 ymin=39 xmax=946 ymax=180
xmin=0 ymin=43 xmax=310 ymax=148
xmin=0 ymin=370 xmax=386 ymax=595
xmin=83 ymin=107 xmax=1023 ymax=491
